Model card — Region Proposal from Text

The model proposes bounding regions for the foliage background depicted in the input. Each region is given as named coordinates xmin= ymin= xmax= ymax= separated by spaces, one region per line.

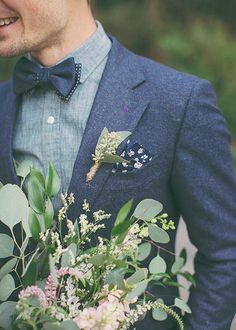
xmin=0 ymin=0 xmax=235 ymax=163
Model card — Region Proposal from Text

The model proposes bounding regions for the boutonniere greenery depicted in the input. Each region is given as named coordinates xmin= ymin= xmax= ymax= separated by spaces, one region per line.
xmin=86 ymin=128 xmax=131 ymax=183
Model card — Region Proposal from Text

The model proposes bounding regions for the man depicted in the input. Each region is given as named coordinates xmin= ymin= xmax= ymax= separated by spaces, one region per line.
xmin=0 ymin=0 xmax=235 ymax=329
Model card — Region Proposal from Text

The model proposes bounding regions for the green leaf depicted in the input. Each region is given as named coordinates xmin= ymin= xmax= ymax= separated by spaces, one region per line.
xmin=43 ymin=321 xmax=80 ymax=330
xmin=89 ymin=254 xmax=106 ymax=267
xmin=126 ymin=280 xmax=148 ymax=301
xmin=152 ymin=298 xmax=168 ymax=321
xmin=112 ymin=219 xmax=132 ymax=237
xmin=148 ymin=224 xmax=170 ymax=244
xmin=49 ymin=255 xmax=58 ymax=286
xmin=43 ymin=323 xmax=65 ymax=330
xmin=171 ymin=257 xmax=185 ymax=274
xmin=61 ymin=320 xmax=80 ymax=330
xmin=0 ymin=234 xmax=14 ymax=258
xmin=137 ymin=242 xmax=152 ymax=261
xmin=0 ymin=274 xmax=15 ymax=301
xmin=178 ymin=271 xmax=196 ymax=288
xmin=0 ymin=301 xmax=17 ymax=330
xmin=174 ymin=297 xmax=192 ymax=314
xmin=102 ymin=154 xmax=127 ymax=164
xmin=0 ymin=184 xmax=29 ymax=230
xmin=104 ymin=269 xmax=125 ymax=288
xmin=180 ymin=248 xmax=187 ymax=267
xmin=132 ymin=199 xmax=163 ymax=221
xmin=15 ymin=160 xmax=33 ymax=181
xmin=28 ymin=176 xmax=45 ymax=213
xmin=96 ymin=127 xmax=109 ymax=149
xmin=28 ymin=208 xmax=41 ymax=240
xmin=44 ymin=198 xmax=54 ymax=229
xmin=30 ymin=169 xmax=45 ymax=187
xmin=61 ymin=243 xmax=77 ymax=267
xmin=114 ymin=199 xmax=133 ymax=226
xmin=116 ymin=131 xmax=132 ymax=142
xmin=22 ymin=260 xmax=37 ymax=287
xmin=127 ymin=268 xmax=148 ymax=285
xmin=45 ymin=162 xmax=61 ymax=198
xmin=0 ymin=258 xmax=17 ymax=280
xmin=149 ymin=255 xmax=167 ymax=274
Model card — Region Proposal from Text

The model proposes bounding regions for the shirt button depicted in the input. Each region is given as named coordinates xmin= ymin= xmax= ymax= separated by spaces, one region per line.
xmin=47 ymin=116 xmax=55 ymax=124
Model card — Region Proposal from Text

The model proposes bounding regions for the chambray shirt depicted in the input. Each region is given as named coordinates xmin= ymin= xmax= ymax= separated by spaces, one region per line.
xmin=13 ymin=21 xmax=112 ymax=210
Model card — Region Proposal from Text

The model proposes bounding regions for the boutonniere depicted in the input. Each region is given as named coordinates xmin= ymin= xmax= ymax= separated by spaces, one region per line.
xmin=86 ymin=127 xmax=131 ymax=183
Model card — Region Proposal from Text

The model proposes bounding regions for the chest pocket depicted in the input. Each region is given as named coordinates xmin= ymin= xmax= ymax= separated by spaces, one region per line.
xmin=103 ymin=154 xmax=159 ymax=191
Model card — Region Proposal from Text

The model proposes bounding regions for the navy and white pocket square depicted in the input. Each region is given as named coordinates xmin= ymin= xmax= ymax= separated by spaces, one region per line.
xmin=112 ymin=141 xmax=153 ymax=173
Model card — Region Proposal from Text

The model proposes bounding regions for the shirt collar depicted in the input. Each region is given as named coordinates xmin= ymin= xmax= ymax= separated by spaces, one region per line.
xmin=28 ymin=20 xmax=112 ymax=84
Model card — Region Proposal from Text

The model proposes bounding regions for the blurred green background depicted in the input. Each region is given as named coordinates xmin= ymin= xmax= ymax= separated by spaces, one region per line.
xmin=0 ymin=0 xmax=235 ymax=164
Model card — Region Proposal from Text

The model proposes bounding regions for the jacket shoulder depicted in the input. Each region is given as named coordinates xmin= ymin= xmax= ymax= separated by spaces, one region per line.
xmin=135 ymin=53 xmax=204 ymax=93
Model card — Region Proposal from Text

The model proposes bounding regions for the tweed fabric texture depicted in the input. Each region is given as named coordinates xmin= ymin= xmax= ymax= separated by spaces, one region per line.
xmin=13 ymin=21 xmax=111 ymax=209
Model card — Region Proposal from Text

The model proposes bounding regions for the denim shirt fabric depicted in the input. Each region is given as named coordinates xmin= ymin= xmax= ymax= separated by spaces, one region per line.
xmin=13 ymin=21 xmax=112 ymax=210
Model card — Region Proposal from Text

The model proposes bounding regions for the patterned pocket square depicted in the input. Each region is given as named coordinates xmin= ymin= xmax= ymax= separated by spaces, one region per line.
xmin=112 ymin=141 xmax=153 ymax=173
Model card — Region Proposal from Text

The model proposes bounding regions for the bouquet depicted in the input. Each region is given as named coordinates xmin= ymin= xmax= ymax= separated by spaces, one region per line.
xmin=0 ymin=161 xmax=194 ymax=330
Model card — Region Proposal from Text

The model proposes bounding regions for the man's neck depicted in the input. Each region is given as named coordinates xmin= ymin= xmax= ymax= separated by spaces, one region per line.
xmin=31 ymin=7 xmax=97 ymax=67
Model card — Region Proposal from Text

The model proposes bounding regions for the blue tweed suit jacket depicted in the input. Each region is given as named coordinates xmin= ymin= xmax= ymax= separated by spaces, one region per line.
xmin=0 ymin=35 xmax=236 ymax=330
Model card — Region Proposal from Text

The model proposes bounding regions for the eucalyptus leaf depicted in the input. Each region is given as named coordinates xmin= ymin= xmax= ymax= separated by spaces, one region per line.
xmin=0 ymin=184 xmax=29 ymax=230
xmin=0 ymin=274 xmax=15 ymax=301
xmin=126 ymin=280 xmax=148 ymax=301
xmin=127 ymin=268 xmax=148 ymax=285
xmin=152 ymin=298 xmax=168 ymax=321
xmin=0 ymin=234 xmax=14 ymax=258
xmin=114 ymin=199 xmax=133 ymax=227
xmin=61 ymin=320 xmax=80 ymax=330
xmin=174 ymin=297 xmax=192 ymax=314
xmin=132 ymin=199 xmax=163 ymax=221
xmin=0 ymin=301 xmax=17 ymax=330
xmin=15 ymin=160 xmax=33 ymax=181
xmin=137 ymin=242 xmax=152 ymax=261
xmin=149 ymin=255 xmax=167 ymax=274
xmin=171 ymin=257 xmax=185 ymax=274
xmin=45 ymin=162 xmax=61 ymax=198
xmin=28 ymin=208 xmax=41 ymax=240
xmin=148 ymin=225 xmax=170 ymax=244
xmin=104 ymin=269 xmax=125 ymax=288
xmin=0 ymin=258 xmax=17 ymax=281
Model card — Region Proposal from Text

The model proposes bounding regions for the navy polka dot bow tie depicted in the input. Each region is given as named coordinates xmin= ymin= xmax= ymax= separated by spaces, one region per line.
xmin=13 ymin=56 xmax=82 ymax=102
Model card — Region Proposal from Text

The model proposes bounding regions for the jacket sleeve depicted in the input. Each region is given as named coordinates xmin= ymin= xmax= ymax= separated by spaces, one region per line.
xmin=171 ymin=79 xmax=236 ymax=330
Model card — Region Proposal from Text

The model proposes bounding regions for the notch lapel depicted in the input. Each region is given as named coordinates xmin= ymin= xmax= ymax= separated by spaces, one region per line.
xmin=0 ymin=83 xmax=20 ymax=185
xmin=67 ymin=36 xmax=155 ymax=219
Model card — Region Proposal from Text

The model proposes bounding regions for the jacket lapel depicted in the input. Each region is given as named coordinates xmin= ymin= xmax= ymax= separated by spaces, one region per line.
xmin=0 ymin=83 xmax=20 ymax=185
xmin=68 ymin=35 xmax=154 ymax=219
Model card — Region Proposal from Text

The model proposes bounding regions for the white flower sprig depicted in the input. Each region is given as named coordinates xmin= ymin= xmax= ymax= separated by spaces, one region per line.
xmin=86 ymin=127 xmax=131 ymax=183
